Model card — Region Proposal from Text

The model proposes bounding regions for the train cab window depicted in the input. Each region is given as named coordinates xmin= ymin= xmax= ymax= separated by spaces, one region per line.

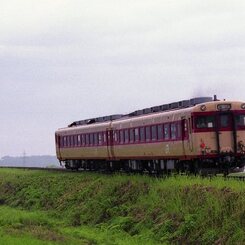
xmin=171 ymin=123 xmax=177 ymax=139
xmin=129 ymin=129 xmax=134 ymax=143
xmin=220 ymin=115 xmax=230 ymax=128
xmin=124 ymin=129 xmax=129 ymax=143
xmin=135 ymin=128 xmax=139 ymax=141
xmin=145 ymin=126 xmax=151 ymax=141
xmin=151 ymin=125 xmax=157 ymax=141
xmin=119 ymin=130 xmax=124 ymax=144
xmin=140 ymin=127 xmax=145 ymax=142
xmin=236 ymin=114 xmax=245 ymax=127
xmin=157 ymin=124 xmax=163 ymax=140
xmin=195 ymin=116 xmax=215 ymax=129
xmin=164 ymin=124 xmax=170 ymax=140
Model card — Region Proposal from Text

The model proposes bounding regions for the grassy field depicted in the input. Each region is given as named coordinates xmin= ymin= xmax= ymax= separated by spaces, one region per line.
xmin=0 ymin=168 xmax=244 ymax=244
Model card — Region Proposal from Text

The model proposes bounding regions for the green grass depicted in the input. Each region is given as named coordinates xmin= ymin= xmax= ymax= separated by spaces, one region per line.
xmin=0 ymin=168 xmax=244 ymax=244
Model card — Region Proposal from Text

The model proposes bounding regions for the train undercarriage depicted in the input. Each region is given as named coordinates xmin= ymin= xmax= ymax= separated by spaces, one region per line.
xmin=62 ymin=156 xmax=245 ymax=176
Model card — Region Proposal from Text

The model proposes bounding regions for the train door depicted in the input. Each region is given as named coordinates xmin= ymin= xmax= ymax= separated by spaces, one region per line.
xmin=106 ymin=128 xmax=115 ymax=160
xmin=216 ymin=112 xmax=237 ymax=154
xmin=181 ymin=118 xmax=189 ymax=156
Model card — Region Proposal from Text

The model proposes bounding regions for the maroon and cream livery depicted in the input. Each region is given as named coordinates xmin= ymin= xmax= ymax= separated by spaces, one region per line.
xmin=55 ymin=96 xmax=245 ymax=174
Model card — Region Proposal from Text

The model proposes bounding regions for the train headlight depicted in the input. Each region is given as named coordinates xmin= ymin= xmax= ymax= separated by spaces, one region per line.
xmin=217 ymin=104 xmax=231 ymax=111
xmin=241 ymin=103 xmax=245 ymax=109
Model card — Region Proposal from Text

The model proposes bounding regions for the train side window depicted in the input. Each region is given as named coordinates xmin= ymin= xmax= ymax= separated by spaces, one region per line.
xmin=114 ymin=131 xmax=119 ymax=144
xmin=157 ymin=124 xmax=163 ymax=140
xmin=145 ymin=126 xmax=151 ymax=141
xmin=94 ymin=133 xmax=98 ymax=145
xmin=81 ymin=134 xmax=85 ymax=146
xmin=164 ymin=124 xmax=170 ymax=140
xmin=140 ymin=127 xmax=145 ymax=142
xmin=67 ymin=136 xmax=70 ymax=147
xmin=77 ymin=135 xmax=81 ymax=146
xmin=85 ymin=134 xmax=89 ymax=145
xmin=171 ymin=123 xmax=177 ymax=139
xmin=63 ymin=136 xmax=67 ymax=147
xmin=90 ymin=134 xmax=94 ymax=145
xmin=69 ymin=136 xmax=73 ymax=146
xmin=98 ymin=133 xmax=102 ymax=145
xmin=151 ymin=125 xmax=157 ymax=141
xmin=124 ymin=129 xmax=129 ymax=143
xmin=103 ymin=132 xmax=107 ymax=144
xmin=135 ymin=128 xmax=139 ymax=142
xmin=129 ymin=128 xmax=134 ymax=143
xmin=119 ymin=130 xmax=124 ymax=144
xmin=74 ymin=135 xmax=78 ymax=146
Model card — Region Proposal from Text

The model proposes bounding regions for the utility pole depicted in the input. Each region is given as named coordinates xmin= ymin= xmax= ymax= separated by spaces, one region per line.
xmin=23 ymin=150 xmax=26 ymax=167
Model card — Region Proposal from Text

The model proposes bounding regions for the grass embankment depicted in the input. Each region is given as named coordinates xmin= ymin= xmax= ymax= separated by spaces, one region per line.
xmin=0 ymin=168 xmax=244 ymax=245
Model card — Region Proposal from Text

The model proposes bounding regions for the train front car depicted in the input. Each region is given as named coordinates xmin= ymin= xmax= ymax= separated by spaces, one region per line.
xmin=191 ymin=100 xmax=245 ymax=173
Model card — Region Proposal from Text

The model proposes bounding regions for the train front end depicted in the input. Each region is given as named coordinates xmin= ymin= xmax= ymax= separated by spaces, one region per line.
xmin=192 ymin=100 xmax=245 ymax=172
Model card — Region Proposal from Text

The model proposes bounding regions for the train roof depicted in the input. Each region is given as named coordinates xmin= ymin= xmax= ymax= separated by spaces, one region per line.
xmin=68 ymin=96 xmax=214 ymax=127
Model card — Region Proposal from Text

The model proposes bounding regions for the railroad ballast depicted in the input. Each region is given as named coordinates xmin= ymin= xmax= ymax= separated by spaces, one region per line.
xmin=55 ymin=96 xmax=245 ymax=174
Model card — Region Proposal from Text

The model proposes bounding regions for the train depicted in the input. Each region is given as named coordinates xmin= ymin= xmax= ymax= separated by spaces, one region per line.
xmin=55 ymin=96 xmax=245 ymax=175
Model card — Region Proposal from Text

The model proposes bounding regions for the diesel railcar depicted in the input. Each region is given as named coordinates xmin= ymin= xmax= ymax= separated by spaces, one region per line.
xmin=55 ymin=96 xmax=245 ymax=174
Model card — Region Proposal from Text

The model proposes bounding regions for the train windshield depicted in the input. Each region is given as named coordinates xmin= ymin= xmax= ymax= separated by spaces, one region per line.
xmin=195 ymin=115 xmax=215 ymax=129
xmin=236 ymin=114 xmax=245 ymax=127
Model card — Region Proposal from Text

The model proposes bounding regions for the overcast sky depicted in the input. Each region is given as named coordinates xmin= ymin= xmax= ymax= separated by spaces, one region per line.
xmin=1 ymin=0 xmax=245 ymax=157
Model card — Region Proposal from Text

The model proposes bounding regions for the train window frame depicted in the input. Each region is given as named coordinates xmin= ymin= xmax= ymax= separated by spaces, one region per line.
xmin=124 ymin=129 xmax=129 ymax=143
xmin=129 ymin=128 xmax=134 ymax=143
xmin=67 ymin=136 xmax=70 ymax=147
xmin=90 ymin=133 xmax=94 ymax=146
xmin=74 ymin=135 xmax=78 ymax=147
xmin=151 ymin=125 xmax=157 ymax=141
xmin=140 ymin=127 xmax=145 ymax=142
xmin=114 ymin=131 xmax=119 ymax=144
xmin=135 ymin=128 xmax=139 ymax=142
xmin=236 ymin=114 xmax=245 ymax=128
xmin=119 ymin=130 xmax=124 ymax=144
xmin=77 ymin=135 xmax=81 ymax=146
xmin=145 ymin=126 xmax=151 ymax=142
xmin=195 ymin=115 xmax=215 ymax=129
xmin=81 ymin=134 xmax=85 ymax=146
xmin=157 ymin=124 xmax=163 ymax=140
xmin=219 ymin=114 xmax=230 ymax=129
xmin=93 ymin=133 xmax=98 ymax=145
xmin=63 ymin=136 xmax=67 ymax=147
xmin=171 ymin=123 xmax=177 ymax=140
xmin=164 ymin=124 xmax=170 ymax=140
xmin=85 ymin=134 xmax=90 ymax=146
xmin=98 ymin=132 xmax=102 ymax=145
xmin=103 ymin=132 xmax=107 ymax=145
